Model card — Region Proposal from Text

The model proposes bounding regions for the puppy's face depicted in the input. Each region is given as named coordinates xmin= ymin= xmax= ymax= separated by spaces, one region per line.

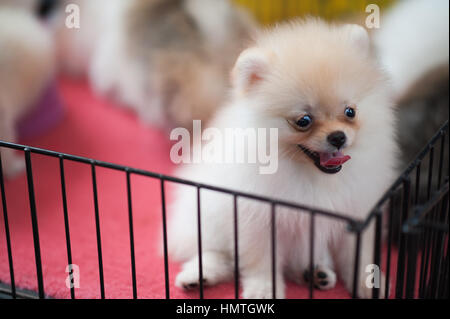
xmin=232 ymin=21 xmax=384 ymax=174
xmin=282 ymin=102 xmax=359 ymax=174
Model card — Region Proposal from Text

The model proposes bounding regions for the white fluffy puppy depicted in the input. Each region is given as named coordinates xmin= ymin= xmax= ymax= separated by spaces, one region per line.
xmin=0 ymin=7 xmax=54 ymax=177
xmin=167 ymin=19 xmax=398 ymax=299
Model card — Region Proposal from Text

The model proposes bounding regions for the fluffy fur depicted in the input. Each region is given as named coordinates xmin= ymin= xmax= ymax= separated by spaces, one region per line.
xmin=0 ymin=6 xmax=55 ymax=177
xmin=374 ymin=0 xmax=449 ymax=101
xmin=55 ymin=0 xmax=256 ymax=129
xmin=167 ymin=19 xmax=399 ymax=299
xmin=53 ymin=0 xmax=119 ymax=76
xmin=374 ymin=0 xmax=449 ymax=191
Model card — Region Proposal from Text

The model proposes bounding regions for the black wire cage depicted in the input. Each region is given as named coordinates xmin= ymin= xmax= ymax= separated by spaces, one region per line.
xmin=0 ymin=119 xmax=448 ymax=300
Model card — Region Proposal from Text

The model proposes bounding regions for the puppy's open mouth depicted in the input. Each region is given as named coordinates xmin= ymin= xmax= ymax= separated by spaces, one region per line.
xmin=298 ymin=145 xmax=351 ymax=174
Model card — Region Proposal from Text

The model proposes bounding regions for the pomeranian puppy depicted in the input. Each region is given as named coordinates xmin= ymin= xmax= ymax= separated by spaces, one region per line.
xmin=167 ymin=19 xmax=398 ymax=299
xmin=0 ymin=6 xmax=55 ymax=177
xmin=55 ymin=0 xmax=256 ymax=129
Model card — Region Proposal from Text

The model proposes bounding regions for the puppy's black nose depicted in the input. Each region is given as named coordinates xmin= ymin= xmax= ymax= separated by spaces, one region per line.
xmin=327 ymin=131 xmax=346 ymax=149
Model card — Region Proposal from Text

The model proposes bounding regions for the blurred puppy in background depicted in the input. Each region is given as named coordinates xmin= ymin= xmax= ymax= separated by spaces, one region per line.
xmin=55 ymin=0 xmax=257 ymax=130
xmin=53 ymin=0 xmax=110 ymax=77
xmin=0 ymin=4 xmax=55 ymax=177
xmin=374 ymin=0 xmax=449 ymax=175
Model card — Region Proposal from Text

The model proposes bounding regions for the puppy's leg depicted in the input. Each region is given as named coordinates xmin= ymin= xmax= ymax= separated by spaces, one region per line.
xmin=302 ymin=265 xmax=337 ymax=291
xmin=301 ymin=251 xmax=337 ymax=291
xmin=0 ymin=107 xmax=25 ymax=178
xmin=241 ymin=264 xmax=285 ymax=299
xmin=175 ymin=251 xmax=232 ymax=290
xmin=335 ymin=226 xmax=388 ymax=299
xmin=286 ymin=238 xmax=337 ymax=291
xmin=240 ymin=256 xmax=285 ymax=299
xmin=240 ymin=236 xmax=286 ymax=299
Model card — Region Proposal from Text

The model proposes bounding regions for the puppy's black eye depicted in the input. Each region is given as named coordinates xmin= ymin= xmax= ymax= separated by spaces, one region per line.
xmin=296 ymin=115 xmax=313 ymax=130
xmin=345 ymin=106 xmax=356 ymax=118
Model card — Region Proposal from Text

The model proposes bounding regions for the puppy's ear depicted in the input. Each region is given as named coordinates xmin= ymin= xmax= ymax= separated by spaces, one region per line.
xmin=342 ymin=24 xmax=370 ymax=55
xmin=231 ymin=47 xmax=271 ymax=92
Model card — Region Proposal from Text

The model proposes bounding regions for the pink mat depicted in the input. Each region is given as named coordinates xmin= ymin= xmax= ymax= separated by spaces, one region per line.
xmin=0 ymin=78 xmax=398 ymax=299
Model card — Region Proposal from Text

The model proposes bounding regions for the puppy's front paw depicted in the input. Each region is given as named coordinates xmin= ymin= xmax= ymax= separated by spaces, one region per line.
xmin=242 ymin=278 xmax=285 ymax=299
xmin=175 ymin=253 xmax=232 ymax=291
xmin=175 ymin=267 xmax=210 ymax=290
xmin=303 ymin=265 xmax=337 ymax=290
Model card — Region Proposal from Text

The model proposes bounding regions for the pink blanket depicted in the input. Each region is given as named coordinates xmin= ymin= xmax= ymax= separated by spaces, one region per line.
xmin=0 ymin=78 xmax=397 ymax=299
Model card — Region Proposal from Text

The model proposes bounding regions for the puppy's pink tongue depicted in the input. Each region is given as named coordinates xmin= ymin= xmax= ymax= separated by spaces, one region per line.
xmin=319 ymin=151 xmax=351 ymax=167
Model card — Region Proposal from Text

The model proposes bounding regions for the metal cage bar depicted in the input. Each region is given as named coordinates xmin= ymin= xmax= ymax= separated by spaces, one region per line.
xmin=308 ymin=212 xmax=315 ymax=299
xmin=0 ymin=153 xmax=15 ymax=299
xmin=90 ymin=164 xmax=105 ymax=299
xmin=351 ymin=230 xmax=362 ymax=299
xmin=196 ymin=187 xmax=204 ymax=299
xmin=384 ymin=195 xmax=395 ymax=299
xmin=59 ymin=156 xmax=75 ymax=299
xmin=233 ymin=195 xmax=239 ymax=299
xmin=395 ymin=177 xmax=411 ymax=298
xmin=372 ymin=211 xmax=382 ymax=299
xmin=126 ymin=171 xmax=138 ymax=299
xmin=160 ymin=179 xmax=170 ymax=299
xmin=24 ymin=150 xmax=44 ymax=299
xmin=271 ymin=203 xmax=277 ymax=299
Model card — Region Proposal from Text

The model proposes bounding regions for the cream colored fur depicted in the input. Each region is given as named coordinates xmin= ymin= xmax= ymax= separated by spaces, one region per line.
xmin=167 ymin=19 xmax=399 ymax=299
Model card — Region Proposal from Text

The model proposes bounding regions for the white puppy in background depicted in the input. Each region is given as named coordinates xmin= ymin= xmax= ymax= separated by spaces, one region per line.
xmin=167 ymin=19 xmax=398 ymax=299
xmin=374 ymin=0 xmax=449 ymax=102
xmin=54 ymin=0 xmax=256 ymax=129
xmin=374 ymin=0 xmax=449 ymax=182
xmin=0 ymin=6 xmax=55 ymax=177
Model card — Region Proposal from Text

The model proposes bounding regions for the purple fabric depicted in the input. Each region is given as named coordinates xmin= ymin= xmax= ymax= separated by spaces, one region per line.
xmin=17 ymin=80 xmax=65 ymax=140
